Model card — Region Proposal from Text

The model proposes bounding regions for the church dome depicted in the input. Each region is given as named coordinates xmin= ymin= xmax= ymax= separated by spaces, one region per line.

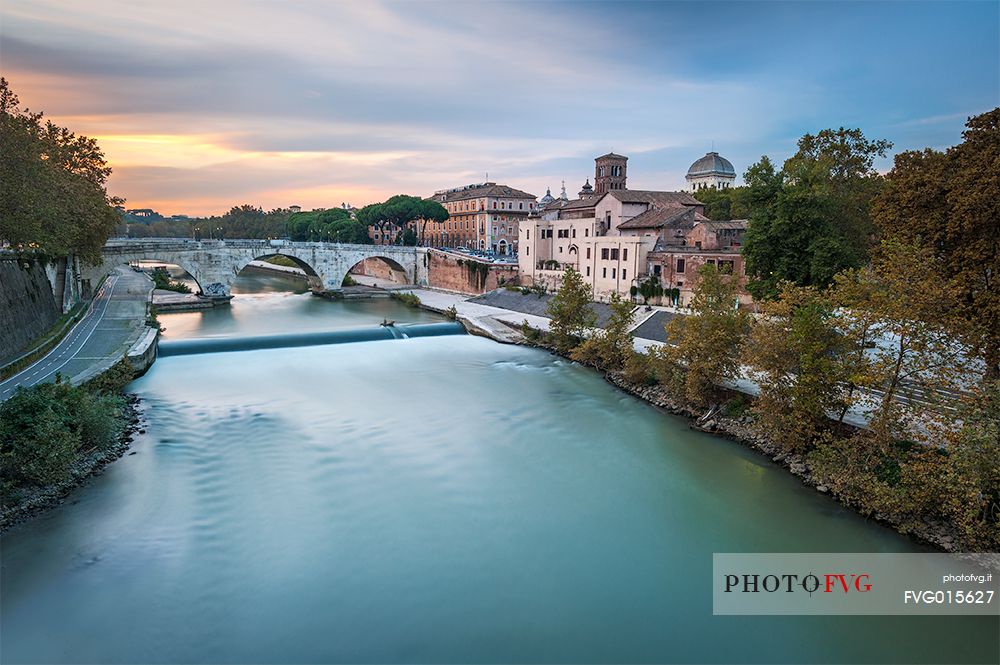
xmin=687 ymin=152 xmax=736 ymax=177
xmin=539 ymin=187 xmax=555 ymax=206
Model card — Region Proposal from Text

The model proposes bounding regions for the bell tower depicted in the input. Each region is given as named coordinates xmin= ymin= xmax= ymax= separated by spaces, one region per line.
xmin=594 ymin=152 xmax=628 ymax=194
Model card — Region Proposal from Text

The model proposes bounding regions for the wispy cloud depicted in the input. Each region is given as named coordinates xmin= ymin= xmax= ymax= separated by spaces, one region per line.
xmin=2 ymin=0 xmax=996 ymax=215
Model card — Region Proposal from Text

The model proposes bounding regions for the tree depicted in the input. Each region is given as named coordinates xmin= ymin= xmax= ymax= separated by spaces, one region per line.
xmin=546 ymin=267 xmax=596 ymax=352
xmin=833 ymin=242 xmax=969 ymax=442
xmin=872 ymin=108 xmax=1000 ymax=381
xmin=571 ymin=292 xmax=635 ymax=371
xmin=943 ymin=382 xmax=1000 ymax=549
xmin=743 ymin=284 xmax=849 ymax=452
xmin=0 ymin=78 xmax=121 ymax=263
xmin=741 ymin=128 xmax=892 ymax=299
xmin=665 ymin=264 xmax=749 ymax=406
xmin=285 ymin=208 xmax=368 ymax=243
xmin=355 ymin=195 xmax=447 ymax=246
xmin=693 ymin=185 xmax=751 ymax=221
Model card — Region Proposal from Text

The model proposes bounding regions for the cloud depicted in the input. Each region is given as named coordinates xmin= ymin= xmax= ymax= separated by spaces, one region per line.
xmin=2 ymin=0 xmax=996 ymax=214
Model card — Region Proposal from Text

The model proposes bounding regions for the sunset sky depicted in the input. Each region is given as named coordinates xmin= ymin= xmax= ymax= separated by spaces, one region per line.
xmin=2 ymin=0 xmax=997 ymax=216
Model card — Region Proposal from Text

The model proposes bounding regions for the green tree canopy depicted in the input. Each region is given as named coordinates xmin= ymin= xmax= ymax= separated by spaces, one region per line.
xmin=285 ymin=207 xmax=369 ymax=243
xmin=741 ymin=128 xmax=892 ymax=299
xmin=0 ymin=78 xmax=121 ymax=263
xmin=693 ymin=185 xmax=751 ymax=221
xmin=356 ymin=195 xmax=448 ymax=245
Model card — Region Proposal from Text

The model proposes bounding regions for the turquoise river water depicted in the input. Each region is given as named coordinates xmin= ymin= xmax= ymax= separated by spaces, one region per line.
xmin=1 ymin=271 xmax=997 ymax=663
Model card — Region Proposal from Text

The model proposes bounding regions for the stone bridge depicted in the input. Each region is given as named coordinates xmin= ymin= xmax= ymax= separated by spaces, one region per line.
xmin=85 ymin=239 xmax=429 ymax=297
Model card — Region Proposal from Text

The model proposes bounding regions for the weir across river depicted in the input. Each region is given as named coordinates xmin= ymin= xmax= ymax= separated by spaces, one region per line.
xmin=157 ymin=322 xmax=466 ymax=357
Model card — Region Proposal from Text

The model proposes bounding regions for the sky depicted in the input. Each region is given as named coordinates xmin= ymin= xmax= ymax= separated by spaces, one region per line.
xmin=2 ymin=0 xmax=998 ymax=216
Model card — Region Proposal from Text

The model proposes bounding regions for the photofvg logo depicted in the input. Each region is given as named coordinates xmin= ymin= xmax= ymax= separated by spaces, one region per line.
xmin=713 ymin=553 xmax=999 ymax=616
xmin=723 ymin=571 xmax=872 ymax=595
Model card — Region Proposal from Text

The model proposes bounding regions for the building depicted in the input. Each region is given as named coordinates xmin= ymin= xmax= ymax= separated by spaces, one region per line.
xmin=685 ymin=151 xmax=736 ymax=191
xmin=422 ymin=182 xmax=536 ymax=255
xmin=519 ymin=152 xmax=750 ymax=305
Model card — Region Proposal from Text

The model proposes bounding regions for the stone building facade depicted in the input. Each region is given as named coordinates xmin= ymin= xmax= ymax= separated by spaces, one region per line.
xmin=519 ymin=152 xmax=751 ymax=305
xmin=423 ymin=182 xmax=536 ymax=254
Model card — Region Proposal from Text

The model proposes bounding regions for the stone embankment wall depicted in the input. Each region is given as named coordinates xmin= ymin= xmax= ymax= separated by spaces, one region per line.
xmin=0 ymin=257 xmax=61 ymax=364
xmin=426 ymin=250 xmax=519 ymax=294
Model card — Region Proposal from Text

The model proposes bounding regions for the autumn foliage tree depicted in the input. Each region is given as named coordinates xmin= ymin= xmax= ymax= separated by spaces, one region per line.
xmin=571 ymin=292 xmax=635 ymax=371
xmin=664 ymin=264 xmax=749 ymax=406
xmin=743 ymin=284 xmax=849 ymax=453
xmin=0 ymin=78 xmax=121 ymax=263
xmin=872 ymin=108 xmax=1000 ymax=380
xmin=546 ymin=267 xmax=596 ymax=353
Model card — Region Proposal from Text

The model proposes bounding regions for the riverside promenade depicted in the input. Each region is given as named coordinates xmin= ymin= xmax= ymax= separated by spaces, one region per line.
xmin=0 ymin=268 xmax=154 ymax=400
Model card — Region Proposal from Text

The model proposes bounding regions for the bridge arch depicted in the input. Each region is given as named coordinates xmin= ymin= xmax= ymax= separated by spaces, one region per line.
xmin=344 ymin=255 xmax=410 ymax=287
xmin=105 ymin=255 xmax=207 ymax=295
xmin=243 ymin=253 xmax=326 ymax=292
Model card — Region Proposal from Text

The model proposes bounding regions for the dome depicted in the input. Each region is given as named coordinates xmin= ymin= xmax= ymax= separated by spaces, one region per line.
xmin=580 ymin=179 xmax=593 ymax=192
xmin=687 ymin=152 xmax=736 ymax=177
xmin=539 ymin=187 xmax=555 ymax=206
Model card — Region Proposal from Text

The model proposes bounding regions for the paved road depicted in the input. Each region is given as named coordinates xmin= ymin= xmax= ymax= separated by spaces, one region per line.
xmin=0 ymin=268 xmax=151 ymax=401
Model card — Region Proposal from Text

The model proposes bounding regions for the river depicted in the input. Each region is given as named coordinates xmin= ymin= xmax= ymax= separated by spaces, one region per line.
xmin=1 ymin=272 xmax=996 ymax=664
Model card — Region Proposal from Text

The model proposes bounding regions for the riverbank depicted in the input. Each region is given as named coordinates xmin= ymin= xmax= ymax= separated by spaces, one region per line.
xmin=417 ymin=290 xmax=966 ymax=553
xmin=0 ymin=379 xmax=147 ymax=534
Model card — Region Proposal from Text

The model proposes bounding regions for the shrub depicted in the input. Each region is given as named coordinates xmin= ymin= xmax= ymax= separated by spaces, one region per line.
xmin=0 ymin=384 xmax=78 ymax=488
xmin=623 ymin=351 xmax=657 ymax=386
xmin=390 ymin=292 xmax=421 ymax=307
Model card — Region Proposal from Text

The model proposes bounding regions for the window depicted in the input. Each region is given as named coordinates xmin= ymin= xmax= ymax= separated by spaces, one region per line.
xmin=572 ymin=229 xmax=576 ymax=238
xmin=526 ymin=247 xmax=529 ymax=256
xmin=611 ymin=268 xmax=616 ymax=279
xmin=601 ymin=248 xmax=609 ymax=260
xmin=706 ymin=259 xmax=716 ymax=265
xmin=622 ymin=270 xmax=626 ymax=280
xmin=585 ymin=228 xmax=589 ymax=237
xmin=676 ymin=258 xmax=685 ymax=273
xmin=718 ymin=260 xmax=734 ymax=275
xmin=526 ymin=230 xmax=530 ymax=240
xmin=519 ymin=203 xmax=523 ymax=210
xmin=622 ymin=248 xmax=628 ymax=261
xmin=586 ymin=267 xmax=590 ymax=276
xmin=602 ymin=268 xmax=607 ymax=278
xmin=610 ymin=248 xmax=619 ymax=260
xmin=586 ymin=247 xmax=591 ymax=259
xmin=558 ymin=246 xmax=563 ymax=253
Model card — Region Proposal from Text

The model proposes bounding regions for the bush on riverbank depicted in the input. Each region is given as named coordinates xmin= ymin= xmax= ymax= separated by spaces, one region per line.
xmin=0 ymin=360 xmax=136 ymax=510
xmin=390 ymin=292 xmax=421 ymax=308
xmin=151 ymin=268 xmax=191 ymax=293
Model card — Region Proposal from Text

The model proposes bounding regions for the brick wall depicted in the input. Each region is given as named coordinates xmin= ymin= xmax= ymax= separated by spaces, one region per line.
xmin=427 ymin=250 xmax=519 ymax=295
xmin=350 ymin=257 xmax=397 ymax=280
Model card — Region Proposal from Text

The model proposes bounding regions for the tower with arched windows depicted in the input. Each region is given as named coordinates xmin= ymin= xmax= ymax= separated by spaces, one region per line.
xmin=594 ymin=152 xmax=628 ymax=194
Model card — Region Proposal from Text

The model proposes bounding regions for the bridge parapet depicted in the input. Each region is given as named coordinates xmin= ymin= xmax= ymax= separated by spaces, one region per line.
xmin=95 ymin=238 xmax=428 ymax=297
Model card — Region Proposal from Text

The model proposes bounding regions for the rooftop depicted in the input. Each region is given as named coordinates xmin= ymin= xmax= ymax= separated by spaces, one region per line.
xmin=432 ymin=183 xmax=536 ymax=203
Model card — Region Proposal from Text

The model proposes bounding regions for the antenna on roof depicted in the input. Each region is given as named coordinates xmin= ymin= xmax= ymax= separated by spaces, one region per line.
xmin=711 ymin=139 xmax=715 ymax=152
